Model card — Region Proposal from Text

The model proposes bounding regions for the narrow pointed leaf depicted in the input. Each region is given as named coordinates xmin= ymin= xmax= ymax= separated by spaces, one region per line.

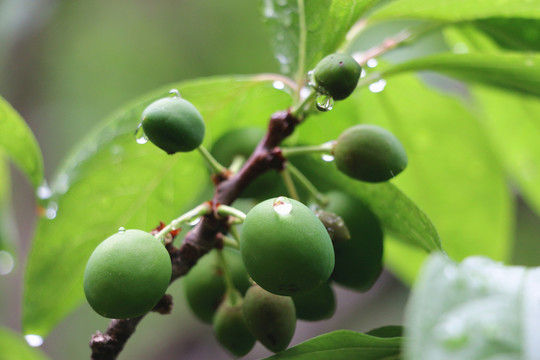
xmin=371 ymin=0 xmax=540 ymax=22
xmin=263 ymin=330 xmax=402 ymax=360
xmin=0 ymin=96 xmax=43 ymax=188
xmin=379 ymin=52 xmax=540 ymax=98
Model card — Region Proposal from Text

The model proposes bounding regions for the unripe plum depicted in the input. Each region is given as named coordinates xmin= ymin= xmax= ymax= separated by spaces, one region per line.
xmin=141 ymin=96 xmax=205 ymax=154
xmin=242 ymin=285 xmax=296 ymax=353
xmin=313 ymin=53 xmax=362 ymax=100
xmin=83 ymin=229 xmax=172 ymax=319
xmin=333 ymin=124 xmax=408 ymax=183
xmin=183 ymin=248 xmax=251 ymax=323
xmin=240 ymin=197 xmax=334 ymax=296
xmin=325 ymin=191 xmax=383 ymax=291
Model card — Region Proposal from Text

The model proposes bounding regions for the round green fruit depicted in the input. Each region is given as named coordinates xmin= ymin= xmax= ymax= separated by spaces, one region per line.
xmin=292 ymin=282 xmax=336 ymax=321
xmin=213 ymin=291 xmax=256 ymax=357
xmin=325 ymin=191 xmax=383 ymax=291
xmin=313 ymin=53 xmax=362 ymax=100
xmin=141 ymin=96 xmax=205 ymax=154
xmin=83 ymin=229 xmax=172 ymax=319
xmin=333 ymin=124 xmax=408 ymax=183
xmin=183 ymin=248 xmax=251 ymax=323
xmin=242 ymin=285 xmax=296 ymax=353
xmin=240 ymin=197 xmax=335 ymax=296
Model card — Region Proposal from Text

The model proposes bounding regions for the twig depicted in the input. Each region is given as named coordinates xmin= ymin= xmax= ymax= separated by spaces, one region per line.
xmin=89 ymin=109 xmax=302 ymax=359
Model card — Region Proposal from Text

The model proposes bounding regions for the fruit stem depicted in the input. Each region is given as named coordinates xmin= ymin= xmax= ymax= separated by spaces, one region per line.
xmin=216 ymin=249 xmax=239 ymax=305
xmin=222 ymin=234 xmax=240 ymax=249
xmin=280 ymin=167 xmax=300 ymax=201
xmin=286 ymin=163 xmax=329 ymax=207
xmin=216 ymin=204 xmax=247 ymax=222
xmin=229 ymin=155 xmax=246 ymax=174
xmin=281 ymin=141 xmax=335 ymax=157
xmin=154 ymin=203 xmax=211 ymax=242
xmin=197 ymin=145 xmax=227 ymax=174
xmin=290 ymin=89 xmax=316 ymax=119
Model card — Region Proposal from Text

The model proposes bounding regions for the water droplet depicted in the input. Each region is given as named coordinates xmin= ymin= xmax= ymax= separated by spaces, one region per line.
xmin=321 ymin=154 xmax=334 ymax=162
xmin=369 ymin=79 xmax=387 ymax=93
xmin=134 ymin=123 xmax=148 ymax=145
xmin=315 ymin=93 xmax=334 ymax=112
xmin=169 ymin=89 xmax=181 ymax=98
xmin=272 ymin=81 xmax=285 ymax=90
xmin=118 ymin=227 xmax=126 ymax=233
xmin=25 ymin=334 xmax=44 ymax=347
xmin=360 ymin=68 xmax=367 ymax=78
xmin=45 ymin=202 xmax=58 ymax=220
xmin=0 ymin=251 xmax=15 ymax=275
xmin=36 ymin=182 xmax=52 ymax=200
xmin=189 ymin=217 xmax=201 ymax=226
xmin=366 ymin=58 xmax=378 ymax=68
xmin=273 ymin=196 xmax=292 ymax=215
xmin=263 ymin=0 xmax=276 ymax=18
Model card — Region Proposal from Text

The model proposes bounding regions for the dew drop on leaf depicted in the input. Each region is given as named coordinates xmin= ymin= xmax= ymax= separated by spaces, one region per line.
xmin=36 ymin=181 xmax=52 ymax=200
xmin=272 ymin=81 xmax=285 ymax=90
xmin=273 ymin=196 xmax=292 ymax=215
xmin=169 ymin=89 xmax=181 ymax=98
xmin=45 ymin=202 xmax=58 ymax=220
xmin=315 ymin=93 xmax=334 ymax=112
xmin=134 ymin=123 xmax=148 ymax=145
xmin=24 ymin=334 xmax=44 ymax=347
xmin=321 ymin=154 xmax=334 ymax=162
xmin=0 ymin=251 xmax=14 ymax=275
xmin=366 ymin=58 xmax=378 ymax=68
xmin=369 ymin=79 xmax=387 ymax=93
xmin=118 ymin=227 xmax=126 ymax=233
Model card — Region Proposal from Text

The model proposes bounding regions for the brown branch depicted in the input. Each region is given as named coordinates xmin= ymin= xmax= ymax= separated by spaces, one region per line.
xmin=89 ymin=109 xmax=302 ymax=359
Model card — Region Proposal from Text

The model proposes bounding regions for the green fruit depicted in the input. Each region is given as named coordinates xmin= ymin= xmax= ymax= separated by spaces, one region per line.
xmin=183 ymin=248 xmax=251 ymax=323
xmin=292 ymin=282 xmax=336 ymax=321
xmin=242 ymin=285 xmax=296 ymax=353
xmin=333 ymin=124 xmax=408 ymax=183
xmin=83 ymin=229 xmax=172 ymax=319
xmin=210 ymin=127 xmax=283 ymax=198
xmin=313 ymin=53 xmax=362 ymax=100
xmin=325 ymin=191 xmax=383 ymax=291
xmin=141 ymin=96 xmax=205 ymax=154
xmin=213 ymin=291 xmax=256 ymax=357
xmin=240 ymin=197 xmax=334 ymax=296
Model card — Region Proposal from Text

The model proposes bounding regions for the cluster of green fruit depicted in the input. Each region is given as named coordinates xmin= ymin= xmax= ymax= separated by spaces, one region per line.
xmin=82 ymin=53 xmax=407 ymax=356
xmin=182 ymin=194 xmax=383 ymax=356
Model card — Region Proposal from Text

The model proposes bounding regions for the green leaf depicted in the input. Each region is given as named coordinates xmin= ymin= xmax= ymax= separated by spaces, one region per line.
xmin=22 ymin=76 xmax=291 ymax=337
xmin=371 ymin=0 xmax=540 ymax=22
xmin=263 ymin=330 xmax=402 ymax=360
xmin=473 ymin=86 xmax=540 ymax=220
xmin=292 ymin=155 xmax=443 ymax=254
xmin=0 ymin=327 xmax=51 ymax=360
xmin=366 ymin=326 xmax=404 ymax=339
xmin=378 ymin=52 xmax=540 ymax=98
xmin=300 ymin=69 xmax=511 ymax=283
xmin=405 ymin=254 xmax=540 ymax=359
xmin=261 ymin=0 xmax=377 ymax=79
xmin=473 ymin=18 xmax=540 ymax=52
xmin=0 ymin=95 xmax=43 ymax=188
xmin=0 ymin=155 xmax=17 ymax=266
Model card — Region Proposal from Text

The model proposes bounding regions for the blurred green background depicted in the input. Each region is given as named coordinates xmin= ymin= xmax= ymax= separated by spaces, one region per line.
xmin=0 ymin=1 xmax=409 ymax=359
xmin=1 ymin=0 xmax=539 ymax=359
